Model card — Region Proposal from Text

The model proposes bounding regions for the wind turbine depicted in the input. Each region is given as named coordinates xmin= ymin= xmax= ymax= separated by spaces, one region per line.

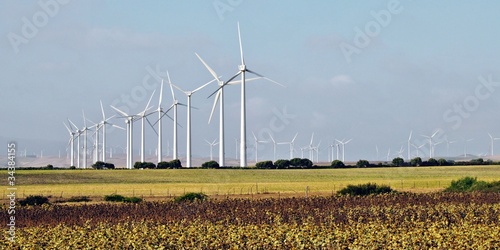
xmin=307 ymin=133 xmax=315 ymax=161
xmin=335 ymin=139 xmax=352 ymax=162
xmin=488 ymin=133 xmax=500 ymax=156
xmin=110 ymin=106 xmax=137 ymax=169
xmin=171 ymin=78 xmax=216 ymax=168
xmin=395 ymin=145 xmax=405 ymax=158
xmin=81 ymin=110 xmax=92 ymax=169
xmin=166 ymin=72 xmax=186 ymax=161
xmin=313 ymin=140 xmax=322 ymax=163
xmin=252 ymin=132 xmax=268 ymax=163
xmin=98 ymin=101 xmax=124 ymax=163
xmin=63 ymin=122 xmax=76 ymax=167
xmin=205 ymin=139 xmax=219 ymax=161
xmin=208 ymin=22 xmax=283 ymax=168
xmin=68 ymin=119 xmax=81 ymax=168
xmin=421 ymin=130 xmax=439 ymax=158
xmin=136 ymin=90 xmax=156 ymax=163
xmin=445 ymin=138 xmax=456 ymax=158
xmin=277 ymin=133 xmax=298 ymax=160
xmin=463 ymin=138 xmax=474 ymax=158
xmin=407 ymin=130 xmax=413 ymax=160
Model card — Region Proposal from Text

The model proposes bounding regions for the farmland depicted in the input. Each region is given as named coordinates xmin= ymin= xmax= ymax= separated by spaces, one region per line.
xmin=2 ymin=192 xmax=499 ymax=248
xmin=6 ymin=165 xmax=500 ymax=200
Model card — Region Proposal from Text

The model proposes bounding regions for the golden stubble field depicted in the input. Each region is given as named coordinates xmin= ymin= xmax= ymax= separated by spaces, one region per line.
xmin=5 ymin=165 xmax=500 ymax=201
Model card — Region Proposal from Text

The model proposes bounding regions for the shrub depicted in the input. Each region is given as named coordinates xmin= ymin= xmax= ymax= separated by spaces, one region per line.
xmin=201 ymin=160 xmax=220 ymax=169
xmin=45 ymin=164 xmax=54 ymax=170
xmin=92 ymin=161 xmax=115 ymax=169
xmin=104 ymin=194 xmax=126 ymax=202
xmin=169 ymin=159 xmax=182 ymax=169
xmin=274 ymin=159 xmax=290 ymax=169
xmin=256 ymin=161 xmax=273 ymax=169
xmin=69 ymin=166 xmax=76 ymax=169
xmin=175 ymin=192 xmax=208 ymax=203
xmin=123 ymin=197 xmax=143 ymax=203
xmin=427 ymin=158 xmax=438 ymax=166
xmin=19 ymin=195 xmax=50 ymax=206
xmin=299 ymin=158 xmax=313 ymax=168
xmin=392 ymin=157 xmax=404 ymax=167
xmin=157 ymin=161 xmax=170 ymax=169
xmin=356 ymin=160 xmax=370 ymax=168
xmin=331 ymin=160 xmax=345 ymax=168
xmin=290 ymin=158 xmax=302 ymax=167
xmin=338 ymin=183 xmax=395 ymax=196
xmin=410 ymin=157 xmax=422 ymax=166
xmin=134 ymin=162 xmax=156 ymax=169
xmin=445 ymin=177 xmax=500 ymax=192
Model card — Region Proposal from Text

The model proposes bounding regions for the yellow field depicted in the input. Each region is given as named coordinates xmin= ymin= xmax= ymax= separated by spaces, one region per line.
xmin=5 ymin=165 xmax=500 ymax=200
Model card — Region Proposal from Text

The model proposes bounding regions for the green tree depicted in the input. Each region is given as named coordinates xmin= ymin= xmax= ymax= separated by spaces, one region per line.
xmin=410 ymin=157 xmax=422 ymax=166
xmin=392 ymin=157 xmax=404 ymax=167
xmin=256 ymin=161 xmax=273 ymax=169
xmin=300 ymin=158 xmax=313 ymax=168
xmin=356 ymin=160 xmax=370 ymax=168
xmin=331 ymin=160 xmax=345 ymax=168
xmin=157 ymin=161 xmax=170 ymax=169
xmin=427 ymin=158 xmax=438 ymax=166
xmin=201 ymin=160 xmax=220 ymax=169
xmin=274 ymin=159 xmax=290 ymax=169
xmin=169 ymin=159 xmax=182 ymax=169
xmin=290 ymin=158 xmax=302 ymax=167
xmin=437 ymin=158 xmax=448 ymax=166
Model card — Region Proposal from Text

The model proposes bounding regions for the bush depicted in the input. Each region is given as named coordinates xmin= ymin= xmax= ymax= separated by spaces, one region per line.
xmin=157 ymin=161 xmax=169 ymax=169
xmin=274 ymin=159 xmax=290 ymax=169
xmin=299 ymin=158 xmax=313 ymax=168
xmin=256 ymin=161 xmax=273 ymax=169
xmin=426 ymin=158 xmax=438 ymax=166
xmin=331 ymin=160 xmax=345 ymax=168
xmin=392 ymin=157 xmax=404 ymax=167
xmin=45 ymin=164 xmax=54 ymax=170
xmin=19 ymin=195 xmax=50 ymax=206
xmin=69 ymin=166 xmax=76 ymax=169
xmin=445 ymin=177 xmax=500 ymax=192
xmin=169 ymin=159 xmax=182 ymax=169
xmin=134 ymin=162 xmax=156 ymax=169
xmin=104 ymin=194 xmax=126 ymax=202
xmin=104 ymin=194 xmax=142 ymax=203
xmin=290 ymin=158 xmax=302 ymax=167
xmin=356 ymin=160 xmax=370 ymax=168
xmin=175 ymin=192 xmax=208 ymax=203
xmin=201 ymin=160 xmax=220 ymax=169
xmin=410 ymin=157 xmax=422 ymax=166
xmin=92 ymin=161 xmax=115 ymax=169
xmin=337 ymin=183 xmax=395 ymax=196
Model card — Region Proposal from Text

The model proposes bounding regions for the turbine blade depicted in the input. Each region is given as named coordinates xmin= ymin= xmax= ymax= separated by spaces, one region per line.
xmin=207 ymin=72 xmax=240 ymax=98
xmin=63 ymin=122 xmax=72 ymax=134
xmin=195 ymin=53 xmax=219 ymax=81
xmin=143 ymin=89 xmax=157 ymax=114
xmin=110 ymin=105 xmax=129 ymax=117
xmin=291 ymin=133 xmax=298 ymax=143
xmin=252 ymin=131 xmax=257 ymax=141
xmin=158 ymin=79 xmax=164 ymax=107
xmin=167 ymin=71 xmax=176 ymax=100
xmin=208 ymin=90 xmax=221 ymax=124
xmin=237 ymin=22 xmax=245 ymax=65
xmin=100 ymin=100 xmax=106 ymax=120
xmin=111 ymin=124 xmax=126 ymax=130
xmin=192 ymin=78 xmax=217 ymax=94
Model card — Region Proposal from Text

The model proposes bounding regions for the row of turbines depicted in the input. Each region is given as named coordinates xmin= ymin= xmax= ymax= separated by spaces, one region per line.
xmin=63 ymin=23 xmax=284 ymax=169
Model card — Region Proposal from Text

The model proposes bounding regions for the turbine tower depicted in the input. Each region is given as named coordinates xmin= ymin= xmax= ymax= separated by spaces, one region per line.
xmin=136 ymin=90 xmax=156 ymax=163
xmin=63 ymin=122 xmax=76 ymax=167
xmin=488 ymin=133 xmax=500 ymax=156
xmin=277 ymin=133 xmax=298 ymax=159
xmin=68 ymin=119 xmax=81 ymax=168
xmin=166 ymin=72 xmax=186 ymax=161
xmin=99 ymin=100 xmax=124 ymax=163
xmin=251 ymin=131 xmax=268 ymax=163
xmin=205 ymin=139 xmax=218 ymax=161
xmin=421 ymin=130 xmax=439 ymax=158
xmin=407 ymin=130 xmax=413 ymax=160
xmin=171 ymin=78 xmax=216 ymax=168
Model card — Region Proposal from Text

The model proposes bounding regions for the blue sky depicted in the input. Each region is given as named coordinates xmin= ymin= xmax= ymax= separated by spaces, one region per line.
xmin=1 ymin=1 xmax=500 ymax=164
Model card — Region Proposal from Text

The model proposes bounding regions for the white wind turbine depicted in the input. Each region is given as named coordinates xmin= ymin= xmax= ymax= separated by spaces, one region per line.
xmin=110 ymin=106 xmax=137 ymax=169
xmin=166 ymin=72 xmax=186 ymax=161
xmin=98 ymin=101 xmax=124 ymax=163
xmin=269 ymin=134 xmax=278 ymax=161
xmin=205 ymin=139 xmax=219 ymax=161
xmin=152 ymin=80 xmax=176 ymax=163
xmin=208 ymin=22 xmax=283 ymax=167
xmin=68 ymin=119 xmax=81 ymax=168
xmin=488 ymin=133 xmax=500 ymax=156
xmin=136 ymin=90 xmax=156 ymax=163
xmin=81 ymin=110 xmax=92 ymax=169
xmin=335 ymin=139 xmax=352 ymax=162
xmin=277 ymin=133 xmax=298 ymax=160
xmin=463 ymin=138 xmax=474 ymax=158
xmin=421 ymin=130 xmax=439 ymax=158
xmin=395 ymin=145 xmax=405 ymax=158
xmin=445 ymin=138 xmax=456 ymax=158
xmin=171 ymin=78 xmax=216 ymax=168
xmin=313 ymin=140 xmax=322 ymax=163
xmin=63 ymin=122 xmax=76 ymax=167
xmin=306 ymin=133 xmax=315 ymax=161
xmin=252 ymin=132 xmax=268 ymax=163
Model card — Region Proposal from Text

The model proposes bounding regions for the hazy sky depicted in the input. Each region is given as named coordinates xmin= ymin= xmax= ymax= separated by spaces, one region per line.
xmin=1 ymin=1 xmax=500 ymax=164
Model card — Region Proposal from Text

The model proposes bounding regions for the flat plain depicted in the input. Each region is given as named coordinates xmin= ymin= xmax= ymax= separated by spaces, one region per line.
xmin=6 ymin=165 xmax=500 ymax=200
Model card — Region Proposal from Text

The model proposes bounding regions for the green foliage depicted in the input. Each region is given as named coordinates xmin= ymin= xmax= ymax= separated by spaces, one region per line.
xmin=392 ymin=157 xmax=404 ymax=167
xmin=445 ymin=177 xmax=500 ymax=192
xmin=331 ymin=160 xmax=345 ymax=168
xmin=175 ymin=192 xmax=208 ymax=203
xmin=274 ymin=159 xmax=290 ymax=169
xmin=104 ymin=194 xmax=142 ymax=203
xmin=69 ymin=166 xmax=76 ymax=169
xmin=410 ymin=157 xmax=422 ymax=166
xmin=470 ymin=158 xmax=485 ymax=165
xmin=427 ymin=158 xmax=438 ymax=166
xmin=437 ymin=158 xmax=449 ymax=166
xmin=92 ymin=161 xmax=115 ymax=169
xmin=290 ymin=158 xmax=302 ymax=167
xmin=201 ymin=160 xmax=220 ymax=169
xmin=356 ymin=160 xmax=370 ymax=168
xmin=256 ymin=161 xmax=274 ymax=169
xmin=169 ymin=159 xmax=182 ymax=169
xmin=156 ymin=161 xmax=169 ymax=169
xmin=337 ymin=183 xmax=395 ymax=196
xmin=45 ymin=164 xmax=54 ymax=170
xmin=134 ymin=162 xmax=156 ymax=169
xmin=19 ymin=195 xmax=50 ymax=206
xmin=300 ymin=158 xmax=313 ymax=168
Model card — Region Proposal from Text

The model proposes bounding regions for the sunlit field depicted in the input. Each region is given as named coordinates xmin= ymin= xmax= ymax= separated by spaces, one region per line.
xmin=6 ymin=165 xmax=500 ymax=200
